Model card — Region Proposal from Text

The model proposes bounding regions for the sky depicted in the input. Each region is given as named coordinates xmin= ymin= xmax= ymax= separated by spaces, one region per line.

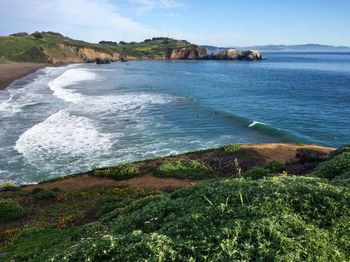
xmin=0 ymin=0 xmax=349 ymax=46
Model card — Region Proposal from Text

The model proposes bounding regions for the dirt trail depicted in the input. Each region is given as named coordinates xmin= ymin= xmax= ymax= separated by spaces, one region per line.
xmin=242 ymin=143 xmax=333 ymax=162
xmin=23 ymin=173 xmax=197 ymax=192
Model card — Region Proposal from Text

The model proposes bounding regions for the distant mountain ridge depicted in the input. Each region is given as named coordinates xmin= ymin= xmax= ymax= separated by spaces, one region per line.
xmin=202 ymin=44 xmax=350 ymax=53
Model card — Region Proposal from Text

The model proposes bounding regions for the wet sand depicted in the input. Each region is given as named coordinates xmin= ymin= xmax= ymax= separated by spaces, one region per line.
xmin=0 ymin=63 xmax=49 ymax=90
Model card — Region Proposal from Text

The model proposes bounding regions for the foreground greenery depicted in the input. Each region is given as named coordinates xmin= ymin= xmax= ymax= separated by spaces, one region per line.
xmin=0 ymin=146 xmax=349 ymax=261
xmin=154 ymin=160 xmax=213 ymax=179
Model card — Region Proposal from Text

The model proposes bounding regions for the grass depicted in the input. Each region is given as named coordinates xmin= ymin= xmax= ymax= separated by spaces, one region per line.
xmin=33 ymin=189 xmax=56 ymax=199
xmin=0 ymin=33 xmax=199 ymax=63
xmin=244 ymin=166 xmax=270 ymax=179
xmin=154 ymin=160 xmax=213 ymax=179
xmin=265 ymin=160 xmax=286 ymax=173
xmin=0 ymin=200 xmax=25 ymax=223
xmin=311 ymin=152 xmax=350 ymax=179
xmin=48 ymin=177 xmax=350 ymax=261
xmin=221 ymin=144 xmax=242 ymax=153
xmin=94 ymin=163 xmax=139 ymax=180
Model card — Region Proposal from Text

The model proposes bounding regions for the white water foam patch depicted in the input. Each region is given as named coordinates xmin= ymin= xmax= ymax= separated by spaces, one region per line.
xmin=0 ymin=68 xmax=55 ymax=116
xmin=88 ymin=93 xmax=175 ymax=115
xmin=14 ymin=110 xmax=115 ymax=167
xmin=249 ymin=121 xmax=266 ymax=127
xmin=48 ymin=68 xmax=98 ymax=103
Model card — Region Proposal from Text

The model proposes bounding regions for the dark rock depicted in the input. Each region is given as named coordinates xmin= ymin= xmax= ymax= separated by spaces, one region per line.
xmin=96 ymin=58 xmax=110 ymax=64
xmin=120 ymin=56 xmax=128 ymax=62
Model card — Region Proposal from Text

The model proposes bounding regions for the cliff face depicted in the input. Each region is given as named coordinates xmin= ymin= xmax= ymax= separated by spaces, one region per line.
xmin=214 ymin=49 xmax=262 ymax=61
xmin=167 ymin=47 xmax=207 ymax=60
xmin=166 ymin=48 xmax=262 ymax=61
xmin=47 ymin=44 xmax=120 ymax=64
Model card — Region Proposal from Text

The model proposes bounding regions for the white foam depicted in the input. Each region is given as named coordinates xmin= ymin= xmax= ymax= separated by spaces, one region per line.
xmin=48 ymin=68 xmax=98 ymax=103
xmin=249 ymin=121 xmax=266 ymax=127
xmin=15 ymin=110 xmax=115 ymax=166
xmin=0 ymin=74 xmax=50 ymax=115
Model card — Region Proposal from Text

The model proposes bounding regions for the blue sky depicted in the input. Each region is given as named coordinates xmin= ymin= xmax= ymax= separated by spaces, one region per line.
xmin=0 ymin=0 xmax=349 ymax=46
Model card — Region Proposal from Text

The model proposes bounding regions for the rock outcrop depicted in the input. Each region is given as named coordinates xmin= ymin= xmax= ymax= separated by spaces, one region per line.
xmin=213 ymin=49 xmax=262 ymax=61
xmin=167 ymin=47 xmax=207 ymax=60
xmin=46 ymin=44 xmax=120 ymax=64
xmin=165 ymin=47 xmax=262 ymax=61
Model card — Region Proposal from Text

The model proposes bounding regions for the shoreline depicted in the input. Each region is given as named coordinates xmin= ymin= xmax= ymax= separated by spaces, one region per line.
xmin=0 ymin=63 xmax=50 ymax=90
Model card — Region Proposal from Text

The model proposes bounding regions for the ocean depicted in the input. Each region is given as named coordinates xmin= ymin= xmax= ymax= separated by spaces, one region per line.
xmin=0 ymin=52 xmax=349 ymax=184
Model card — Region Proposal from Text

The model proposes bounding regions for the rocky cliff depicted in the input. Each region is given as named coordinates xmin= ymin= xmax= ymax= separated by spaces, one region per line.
xmin=46 ymin=44 xmax=120 ymax=64
xmin=167 ymin=47 xmax=207 ymax=60
xmin=213 ymin=49 xmax=262 ymax=61
xmin=166 ymin=47 xmax=262 ymax=61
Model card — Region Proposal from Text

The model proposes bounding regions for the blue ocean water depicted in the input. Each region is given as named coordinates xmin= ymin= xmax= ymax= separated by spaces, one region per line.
xmin=0 ymin=52 xmax=349 ymax=184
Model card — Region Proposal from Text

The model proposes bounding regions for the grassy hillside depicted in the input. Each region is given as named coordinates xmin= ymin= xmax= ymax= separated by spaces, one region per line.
xmin=0 ymin=32 xmax=116 ymax=63
xmin=0 ymin=144 xmax=349 ymax=261
xmin=99 ymin=37 xmax=195 ymax=58
xmin=0 ymin=32 xmax=197 ymax=63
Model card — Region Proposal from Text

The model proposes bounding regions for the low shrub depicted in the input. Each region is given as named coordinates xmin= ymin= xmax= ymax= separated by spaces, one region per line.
xmin=33 ymin=190 xmax=56 ymax=200
xmin=31 ymin=31 xmax=43 ymax=38
xmin=265 ymin=161 xmax=286 ymax=173
xmin=0 ymin=182 xmax=16 ymax=191
xmin=312 ymin=152 xmax=350 ymax=180
xmin=332 ymin=171 xmax=350 ymax=183
xmin=0 ymin=182 xmax=14 ymax=188
xmin=95 ymin=163 xmax=139 ymax=180
xmin=32 ymin=187 xmax=44 ymax=195
xmin=244 ymin=166 xmax=270 ymax=179
xmin=50 ymin=177 xmax=350 ymax=261
xmin=154 ymin=160 xmax=212 ymax=179
xmin=222 ymin=144 xmax=241 ymax=153
xmin=51 ymin=188 xmax=61 ymax=193
xmin=0 ymin=200 xmax=25 ymax=223
xmin=329 ymin=145 xmax=350 ymax=159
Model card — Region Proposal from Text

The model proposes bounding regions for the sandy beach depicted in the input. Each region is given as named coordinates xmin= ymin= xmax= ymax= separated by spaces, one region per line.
xmin=0 ymin=63 xmax=49 ymax=90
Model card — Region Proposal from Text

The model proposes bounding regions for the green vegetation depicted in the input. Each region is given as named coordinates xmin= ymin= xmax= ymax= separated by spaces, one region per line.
xmin=33 ymin=189 xmax=56 ymax=199
xmin=0 ymin=227 xmax=79 ymax=261
xmin=0 ymin=32 xmax=118 ymax=63
xmin=31 ymin=187 xmax=44 ymax=195
xmin=221 ymin=144 xmax=241 ymax=153
xmin=311 ymin=152 xmax=350 ymax=180
xmin=0 ymin=182 xmax=15 ymax=190
xmin=265 ymin=160 xmax=286 ymax=173
xmin=95 ymin=163 xmax=139 ymax=180
xmin=1 ymin=146 xmax=350 ymax=261
xmin=0 ymin=200 xmax=25 ymax=223
xmin=329 ymin=144 xmax=350 ymax=159
xmin=154 ymin=160 xmax=212 ymax=179
xmin=0 ymin=32 xmax=198 ymax=64
xmin=47 ymin=178 xmax=350 ymax=261
xmin=244 ymin=166 xmax=270 ymax=179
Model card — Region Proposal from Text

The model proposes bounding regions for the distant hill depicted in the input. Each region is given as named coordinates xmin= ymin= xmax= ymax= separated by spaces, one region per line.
xmin=202 ymin=44 xmax=350 ymax=52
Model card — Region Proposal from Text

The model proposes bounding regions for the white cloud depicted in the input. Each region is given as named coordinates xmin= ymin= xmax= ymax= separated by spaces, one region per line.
xmin=129 ymin=0 xmax=183 ymax=11
xmin=0 ymin=0 xmax=160 ymax=42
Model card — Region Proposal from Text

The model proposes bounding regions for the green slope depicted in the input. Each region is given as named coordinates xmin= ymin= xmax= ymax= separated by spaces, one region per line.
xmin=0 ymin=145 xmax=349 ymax=261
xmin=0 ymin=32 xmax=198 ymax=63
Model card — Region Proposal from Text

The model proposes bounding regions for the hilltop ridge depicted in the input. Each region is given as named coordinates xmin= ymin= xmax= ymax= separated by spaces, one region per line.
xmin=0 ymin=32 xmax=262 ymax=64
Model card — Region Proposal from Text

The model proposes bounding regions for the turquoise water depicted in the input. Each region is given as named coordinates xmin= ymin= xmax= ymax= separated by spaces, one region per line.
xmin=0 ymin=52 xmax=349 ymax=184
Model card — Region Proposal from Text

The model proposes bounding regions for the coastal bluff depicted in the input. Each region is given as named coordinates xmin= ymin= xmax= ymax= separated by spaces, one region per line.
xmin=0 ymin=32 xmax=262 ymax=64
